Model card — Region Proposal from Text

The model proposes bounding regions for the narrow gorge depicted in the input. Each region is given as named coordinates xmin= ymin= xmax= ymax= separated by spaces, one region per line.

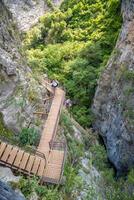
xmin=0 ymin=0 xmax=134 ymax=200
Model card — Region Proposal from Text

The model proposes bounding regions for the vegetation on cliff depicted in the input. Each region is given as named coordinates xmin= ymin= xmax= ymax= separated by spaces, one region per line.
xmin=1 ymin=0 xmax=133 ymax=200
xmin=11 ymin=112 xmax=134 ymax=200
xmin=24 ymin=0 xmax=122 ymax=127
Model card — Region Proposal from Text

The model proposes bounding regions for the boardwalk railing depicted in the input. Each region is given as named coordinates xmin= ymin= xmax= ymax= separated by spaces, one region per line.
xmin=0 ymin=136 xmax=46 ymax=161
xmin=49 ymin=139 xmax=67 ymax=183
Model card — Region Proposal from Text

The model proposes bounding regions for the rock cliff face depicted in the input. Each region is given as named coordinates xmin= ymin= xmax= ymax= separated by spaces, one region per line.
xmin=0 ymin=1 xmax=47 ymax=134
xmin=92 ymin=0 xmax=134 ymax=174
xmin=0 ymin=180 xmax=25 ymax=200
xmin=3 ymin=0 xmax=62 ymax=32
xmin=3 ymin=0 xmax=46 ymax=31
xmin=0 ymin=1 xmax=52 ymax=199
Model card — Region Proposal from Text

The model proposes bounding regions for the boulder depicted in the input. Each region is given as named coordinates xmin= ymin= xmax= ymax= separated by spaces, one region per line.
xmin=0 ymin=180 xmax=25 ymax=200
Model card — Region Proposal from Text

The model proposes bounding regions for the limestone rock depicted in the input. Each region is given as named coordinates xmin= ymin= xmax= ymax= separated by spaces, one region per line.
xmin=75 ymin=152 xmax=104 ymax=200
xmin=0 ymin=167 xmax=20 ymax=183
xmin=92 ymin=0 xmax=134 ymax=174
xmin=3 ymin=0 xmax=63 ymax=32
xmin=0 ymin=180 xmax=25 ymax=200
xmin=0 ymin=1 xmax=47 ymax=134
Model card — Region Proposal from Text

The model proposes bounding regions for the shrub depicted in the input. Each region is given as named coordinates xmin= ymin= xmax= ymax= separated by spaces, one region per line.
xmin=60 ymin=111 xmax=74 ymax=134
xmin=19 ymin=127 xmax=39 ymax=146
xmin=18 ymin=177 xmax=62 ymax=200
xmin=63 ymin=163 xmax=83 ymax=196
xmin=128 ymin=169 xmax=134 ymax=184
xmin=90 ymin=144 xmax=108 ymax=171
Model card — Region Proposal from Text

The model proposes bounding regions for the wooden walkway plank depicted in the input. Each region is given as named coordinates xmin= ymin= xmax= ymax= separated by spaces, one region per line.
xmin=25 ymin=155 xmax=35 ymax=173
xmin=8 ymin=147 xmax=18 ymax=165
xmin=43 ymin=164 xmax=61 ymax=180
xmin=19 ymin=153 xmax=30 ymax=170
xmin=1 ymin=145 xmax=13 ymax=162
xmin=49 ymin=150 xmax=64 ymax=165
xmin=14 ymin=150 xmax=24 ymax=167
xmin=38 ymin=89 xmax=64 ymax=153
xmin=0 ymin=142 xmax=7 ymax=158
xmin=37 ymin=159 xmax=46 ymax=176
xmin=31 ymin=157 xmax=41 ymax=174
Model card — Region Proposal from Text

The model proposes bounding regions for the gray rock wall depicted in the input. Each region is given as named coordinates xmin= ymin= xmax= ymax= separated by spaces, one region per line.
xmin=92 ymin=0 xmax=134 ymax=174
xmin=0 ymin=1 xmax=47 ymax=134
xmin=3 ymin=0 xmax=62 ymax=32
xmin=0 ymin=180 xmax=25 ymax=200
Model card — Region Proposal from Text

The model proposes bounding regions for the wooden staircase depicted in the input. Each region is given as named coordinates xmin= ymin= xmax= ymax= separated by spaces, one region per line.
xmin=0 ymin=79 xmax=67 ymax=184
xmin=0 ymin=141 xmax=46 ymax=177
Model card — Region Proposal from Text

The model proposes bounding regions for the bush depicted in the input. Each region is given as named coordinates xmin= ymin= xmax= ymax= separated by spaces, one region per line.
xmin=90 ymin=144 xmax=108 ymax=171
xmin=19 ymin=127 xmax=39 ymax=146
xmin=128 ymin=169 xmax=134 ymax=184
xmin=63 ymin=163 xmax=83 ymax=196
xmin=18 ymin=177 xmax=62 ymax=200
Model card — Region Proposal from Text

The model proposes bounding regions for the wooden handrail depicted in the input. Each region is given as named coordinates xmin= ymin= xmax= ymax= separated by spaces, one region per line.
xmin=48 ymin=139 xmax=67 ymax=183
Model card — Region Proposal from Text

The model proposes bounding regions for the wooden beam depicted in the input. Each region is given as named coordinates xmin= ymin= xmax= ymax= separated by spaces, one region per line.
xmin=33 ymin=112 xmax=48 ymax=115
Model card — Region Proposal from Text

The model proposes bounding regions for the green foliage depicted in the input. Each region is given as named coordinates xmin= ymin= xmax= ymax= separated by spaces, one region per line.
xmin=89 ymin=143 xmax=134 ymax=200
xmin=21 ymin=2 xmax=134 ymax=198
xmin=45 ymin=0 xmax=54 ymax=10
xmin=60 ymin=111 xmax=74 ymax=134
xmin=11 ymin=114 xmax=134 ymax=200
xmin=124 ymin=70 xmax=134 ymax=81
xmin=105 ymin=184 xmax=133 ymax=200
xmin=18 ymin=163 xmax=82 ymax=200
xmin=0 ymin=113 xmax=14 ymax=140
xmin=28 ymin=89 xmax=38 ymax=103
xmin=63 ymin=163 xmax=83 ymax=196
xmin=60 ymin=113 xmax=134 ymax=200
xmin=17 ymin=177 xmax=62 ymax=200
xmin=128 ymin=169 xmax=134 ymax=184
xmin=104 ymin=175 xmax=134 ymax=200
xmin=90 ymin=144 xmax=108 ymax=171
xmin=19 ymin=127 xmax=39 ymax=146
xmin=24 ymin=0 xmax=122 ymax=127
xmin=60 ymin=111 xmax=84 ymax=163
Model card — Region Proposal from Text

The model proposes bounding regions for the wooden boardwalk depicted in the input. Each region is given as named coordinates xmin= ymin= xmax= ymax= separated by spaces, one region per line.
xmin=0 ymin=141 xmax=46 ymax=177
xmin=0 ymin=80 xmax=66 ymax=184
xmin=38 ymin=80 xmax=66 ymax=183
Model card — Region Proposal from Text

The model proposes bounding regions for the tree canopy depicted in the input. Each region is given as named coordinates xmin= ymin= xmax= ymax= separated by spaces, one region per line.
xmin=24 ymin=0 xmax=122 ymax=127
